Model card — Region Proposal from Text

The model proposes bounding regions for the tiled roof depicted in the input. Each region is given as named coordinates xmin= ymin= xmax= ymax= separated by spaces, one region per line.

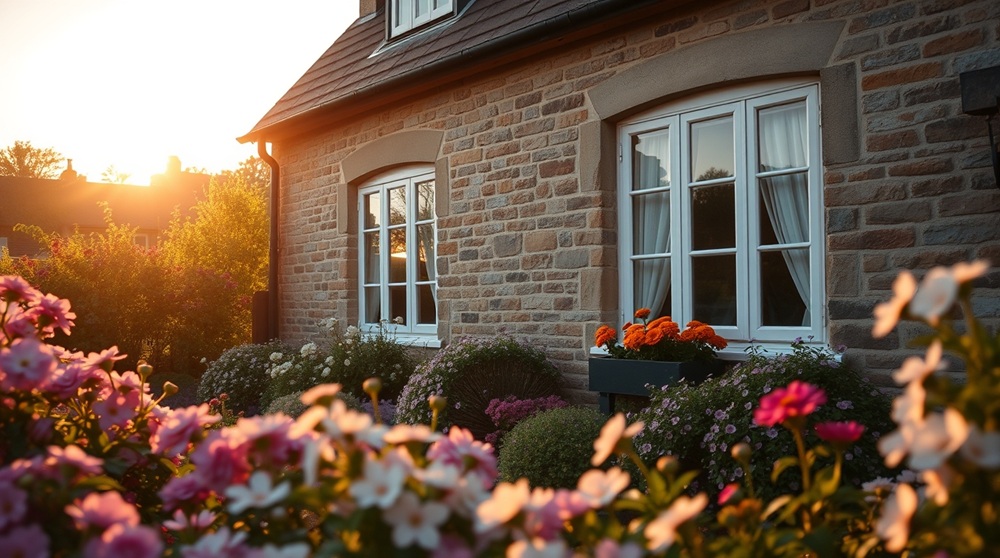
xmin=240 ymin=0 xmax=665 ymax=143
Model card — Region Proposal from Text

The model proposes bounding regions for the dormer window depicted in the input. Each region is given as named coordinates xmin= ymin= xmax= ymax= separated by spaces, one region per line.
xmin=390 ymin=0 xmax=454 ymax=38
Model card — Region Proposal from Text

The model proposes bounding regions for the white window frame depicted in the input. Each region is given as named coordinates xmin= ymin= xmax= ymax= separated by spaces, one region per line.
xmin=390 ymin=0 xmax=454 ymax=38
xmin=358 ymin=166 xmax=438 ymax=340
xmin=617 ymin=80 xmax=825 ymax=349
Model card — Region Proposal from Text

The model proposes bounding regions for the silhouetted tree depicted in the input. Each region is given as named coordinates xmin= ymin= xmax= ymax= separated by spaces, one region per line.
xmin=101 ymin=165 xmax=132 ymax=184
xmin=0 ymin=140 xmax=63 ymax=178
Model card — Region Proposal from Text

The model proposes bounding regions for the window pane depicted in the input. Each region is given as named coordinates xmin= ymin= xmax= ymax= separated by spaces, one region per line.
xmin=364 ymin=287 xmax=381 ymax=323
xmin=417 ymin=284 xmax=436 ymax=324
xmin=416 ymin=0 xmax=429 ymax=18
xmin=389 ymin=187 xmax=407 ymax=225
xmin=758 ymin=174 xmax=809 ymax=246
xmin=633 ymin=258 xmax=671 ymax=319
xmin=416 ymin=224 xmax=435 ymax=281
xmin=758 ymin=101 xmax=807 ymax=172
xmin=760 ymin=249 xmax=809 ymax=326
xmin=364 ymin=232 xmax=381 ymax=283
xmin=389 ymin=228 xmax=407 ymax=282
xmin=692 ymin=254 xmax=736 ymax=326
xmin=364 ymin=193 xmax=380 ymax=229
xmin=632 ymin=191 xmax=669 ymax=255
xmin=389 ymin=286 xmax=407 ymax=325
xmin=633 ymin=130 xmax=670 ymax=190
xmin=691 ymin=116 xmax=733 ymax=181
xmin=690 ymin=183 xmax=734 ymax=250
xmin=417 ymin=180 xmax=435 ymax=221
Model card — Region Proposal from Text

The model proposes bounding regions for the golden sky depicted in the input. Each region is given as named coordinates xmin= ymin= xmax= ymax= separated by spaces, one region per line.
xmin=0 ymin=0 xmax=357 ymax=183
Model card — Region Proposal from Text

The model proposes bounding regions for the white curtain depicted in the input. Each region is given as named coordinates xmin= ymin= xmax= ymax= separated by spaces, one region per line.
xmin=758 ymin=104 xmax=810 ymax=325
xmin=633 ymin=133 xmax=671 ymax=316
xmin=418 ymin=224 xmax=436 ymax=304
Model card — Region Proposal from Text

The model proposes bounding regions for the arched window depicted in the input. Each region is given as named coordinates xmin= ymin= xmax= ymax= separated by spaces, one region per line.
xmin=618 ymin=80 xmax=824 ymax=344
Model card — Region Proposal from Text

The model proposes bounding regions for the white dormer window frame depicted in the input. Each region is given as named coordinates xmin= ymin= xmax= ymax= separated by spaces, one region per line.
xmin=390 ymin=0 xmax=454 ymax=38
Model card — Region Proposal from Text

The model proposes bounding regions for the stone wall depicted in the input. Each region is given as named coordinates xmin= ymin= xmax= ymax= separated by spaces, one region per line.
xmin=273 ymin=0 xmax=1000 ymax=402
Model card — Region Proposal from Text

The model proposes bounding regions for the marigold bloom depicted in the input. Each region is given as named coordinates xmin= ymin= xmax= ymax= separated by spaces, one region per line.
xmin=634 ymin=308 xmax=651 ymax=320
xmin=753 ymin=380 xmax=827 ymax=427
xmin=594 ymin=325 xmax=617 ymax=348
xmin=644 ymin=327 xmax=665 ymax=346
xmin=815 ymin=421 xmax=866 ymax=444
xmin=622 ymin=324 xmax=648 ymax=351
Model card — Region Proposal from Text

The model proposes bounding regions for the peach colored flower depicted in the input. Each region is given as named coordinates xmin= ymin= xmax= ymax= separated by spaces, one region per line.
xmin=383 ymin=491 xmax=450 ymax=550
xmin=872 ymin=270 xmax=917 ymax=338
xmin=753 ymin=381 xmax=827 ymax=427
xmin=645 ymin=493 xmax=707 ymax=552
xmin=576 ymin=467 xmax=631 ymax=508
xmin=591 ymin=413 xmax=643 ymax=466
xmin=876 ymin=483 xmax=917 ymax=553
xmin=476 ymin=478 xmax=531 ymax=532
xmin=892 ymin=341 xmax=944 ymax=386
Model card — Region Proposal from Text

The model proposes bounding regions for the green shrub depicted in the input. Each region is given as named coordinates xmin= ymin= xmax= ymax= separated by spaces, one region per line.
xmin=199 ymin=340 xmax=292 ymax=415
xmin=262 ymin=319 xmax=418 ymax=409
xmin=497 ymin=406 xmax=607 ymax=488
xmin=265 ymin=390 xmax=364 ymax=419
xmin=395 ymin=335 xmax=562 ymax=440
xmin=630 ymin=341 xmax=896 ymax=502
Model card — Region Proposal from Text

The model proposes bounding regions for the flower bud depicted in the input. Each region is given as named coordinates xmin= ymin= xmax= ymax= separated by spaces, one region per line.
xmin=163 ymin=382 xmax=179 ymax=397
xmin=137 ymin=362 xmax=154 ymax=380
xmin=363 ymin=377 xmax=383 ymax=397
xmin=428 ymin=395 xmax=447 ymax=413
xmin=656 ymin=455 xmax=680 ymax=476
xmin=731 ymin=442 xmax=752 ymax=465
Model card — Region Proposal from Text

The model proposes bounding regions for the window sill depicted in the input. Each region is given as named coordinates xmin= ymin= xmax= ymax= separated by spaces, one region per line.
xmin=377 ymin=335 xmax=442 ymax=350
xmin=589 ymin=340 xmax=841 ymax=364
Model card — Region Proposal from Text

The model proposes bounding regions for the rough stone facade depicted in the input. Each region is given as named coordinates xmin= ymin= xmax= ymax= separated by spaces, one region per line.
xmin=270 ymin=0 xmax=1000 ymax=402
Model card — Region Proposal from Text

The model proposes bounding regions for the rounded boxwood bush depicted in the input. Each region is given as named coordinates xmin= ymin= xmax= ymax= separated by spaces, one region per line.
xmin=630 ymin=342 xmax=896 ymax=502
xmin=265 ymin=390 xmax=363 ymax=418
xmin=395 ymin=335 xmax=562 ymax=440
xmin=497 ymin=406 xmax=607 ymax=489
xmin=198 ymin=339 xmax=293 ymax=416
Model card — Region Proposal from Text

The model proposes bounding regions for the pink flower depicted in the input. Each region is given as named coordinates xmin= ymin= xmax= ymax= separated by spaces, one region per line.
xmin=85 ymin=346 xmax=127 ymax=374
xmin=84 ymin=524 xmax=162 ymax=558
xmin=149 ymin=404 xmax=220 ymax=457
xmin=718 ymin=483 xmax=740 ymax=506
xmin=300 ymin=383 xmax=341 ymax=406
xmin=753 ymin=381 xmax=827 ymax=427
xmin=645 ymin=493 xmax=708 ymax=552
xmin=872 ymin=270 xmax=917 ymax=338
xmin=188 ymin=433 xmax=251 ymax=492
xmin=592 ymin=413 xmax=644 ymax=466
xmin=876 ymin=483 xmax=917 ymax=553
xmin=44 ymin=444 xmax=104 ymax=477
xmin=0 ymin=480 xmax=28 ymax=529
xmin=93 ymin=390 xmax=141 ymax=431
xmin=234 ymin=414 xmax=303 ymax=466
xmin=158 ymin=474 xmax=209 ymax=510
xmin=594 ymin=539 xmax=644 ymax=558
xmin=65 ymin=491 xmax=140 ymax=530
xmin=576 ymin=467 xmax=630 ymax=508
xmin=815 ymin=421 xmax=866 ymax=444
xmin=0 ymin=523 xmax=49 ymax=558
xmin=28 ymin=293 xmax=76 ymax=337
xmin=892 ymin=341 xmax=944 ymax=386
xmin=42 ymin=361 xmax=99 ymax=399
xmin=0 ymin=337 xmax=58 ymax=391
xmin=506 ymin=537 xmax=569 ymax=558
xmin=181 ymin=527 xmax=249 ymax=558
xmin=0 ymin=276 xmax=41 ymax=304
xmin=162 ymin=509 xmax=217 ymax=532
xmin=476 ymin=478 xmax=531 ymax=532
xmin=349 ymin=457 xmax=407 ymax=509
xmin=427 ymin=427 xmax=498 ymax=488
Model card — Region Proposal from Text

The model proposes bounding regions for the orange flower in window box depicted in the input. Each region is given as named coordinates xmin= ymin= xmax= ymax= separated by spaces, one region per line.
xmin=594 ymin=308 xmax=727 ymax=363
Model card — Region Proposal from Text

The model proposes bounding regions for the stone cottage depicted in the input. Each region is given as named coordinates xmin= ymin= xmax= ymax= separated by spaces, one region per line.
xmin=239 ymin=0 xmax=1000 ymax=402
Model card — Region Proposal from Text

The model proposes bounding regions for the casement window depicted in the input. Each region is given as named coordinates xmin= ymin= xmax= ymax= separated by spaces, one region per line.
xmin=359 ymin=167 xmax=437 ymax=337
xmin=618 ymin=81 xmax=824 ymax=346
xmin=390 ymin=0 xmax=454 ymax=38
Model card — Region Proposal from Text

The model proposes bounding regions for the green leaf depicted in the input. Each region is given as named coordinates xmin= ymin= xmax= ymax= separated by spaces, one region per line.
xmin=812 ymin=465 xmax=840 ymax=498
xmin=762 ymin=494 xmax=793 ymax=520
xmin=771 ymin=456 xmax=799 ymax=483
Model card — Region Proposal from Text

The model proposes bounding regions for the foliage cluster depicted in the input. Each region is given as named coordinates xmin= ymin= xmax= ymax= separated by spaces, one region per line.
xmin=262 ymin=318 xmax=418 ymax=409
xmin=630 ymin=340 xmax=895 ymax=502
xmin=484 ymin=394 xmax=568 ymax=447
xmin=394 ymin=334 xmax=562 ymax=438
xmin=0 ymin=157 xmax=270 ymax=375
xmin=497 ymin=406 xmax=607 ymax=489
xmin=197 ymin=339 xmax=293 ymax=415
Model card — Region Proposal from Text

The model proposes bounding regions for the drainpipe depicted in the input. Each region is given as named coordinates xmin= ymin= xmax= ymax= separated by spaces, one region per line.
xmin=257 ymin=141 xmax=280 ymax=341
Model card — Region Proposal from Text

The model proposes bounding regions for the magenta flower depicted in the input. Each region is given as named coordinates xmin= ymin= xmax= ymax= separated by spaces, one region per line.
xmin=717 ymin=483 xmax=740 ymax=506
xmin=27 ymin=293 xmax=76 ymax=337
xmin=0 ymin=276 xmax=41 ymax=304
xmin=93 ymin=390 xmax=141 ymax=431
xmin=65 ymin=491 xmax=140 ymax=530
xmin=84 ymin=524 xmax=162 ymax=558
xmin=43 ymin=445 xmax=104 ymax=478
xmin=149 ymin=404 xmax=220 ymax=457
xmin=84 ymin=346 xmax=127 ymax=374
xmin=427 ymin=427 xmax=498 ymax=488
xmin=0 ymin=337 xmax=58 ymax=391
xmin=753 ymin=380 xmax=827 ymax=427
xmin=815 ymin=421 xmax=866 ymax=444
